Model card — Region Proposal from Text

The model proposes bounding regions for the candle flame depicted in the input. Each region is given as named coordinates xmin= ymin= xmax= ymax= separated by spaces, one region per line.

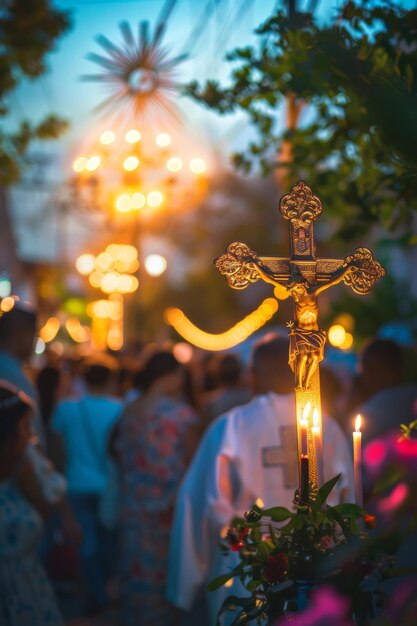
xmin=355 ymin=414 xmax=362 ymax=432
xmin=255 ymin=497 xmax=264 ymax=508
xmin=302 ymin=402 xmax=311 ymax=422
xmin=313 ymin=408 xmax=319 ymax=428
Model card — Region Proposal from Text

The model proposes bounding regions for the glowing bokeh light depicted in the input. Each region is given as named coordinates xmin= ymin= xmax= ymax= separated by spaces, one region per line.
xmin=73 ymin=156 xmax=88 ymax=172
xmin=100 ymin=130 xmax=115 ymax=145
xmin=156 ymin=132 xmax=171 ymax=147
xmin=118 ymin=245 xmax=138 ymax=263
xmin=147 ymin=191 xmax=163 ymax=207
xmin=88 ymin=300 xmax=112 ymax=318
xmin=340 ymin=332 xmax=354 ymax=351
xmin=173 ymin=342 xmax=193 ymax=364
xmin=166 ymin=157 xmax=183 ymax=172
xmin=89 ymin=270 xmax=105 ymax=288
xmin=35 ymin=338 xmax=46 ymax=355
xmin=131 ymin=192 xmax=146 ymax=209
xmin=116 ymin=194 xmax=132 ymax=212
xmin=39 ymin=317 xmax=60 ymax=343
xmin=95 ymin=252 xmax=113 ymax=272
xmin=189 ymin=158 xmax=206 ymax=174
xmin=144 ymin=254 xmax=167 ymax=277
xmin=328 ymin=324 xmax=346 ymax=347
xmin=86 ymin=156 xmax=101 ymax=171
xmin=334 ymin=312 xmax=355 ymax=332
xmin=101 ymin=272 xmax=119 ymax=294
xmin=75 ymin=253 xmax=96 ymax=276
xmin=65 ymin=317 xmax=90 ymax=342
xmin=0 ymin=296 xmax=15 ymax=313
xmin=118 ymin=274 xmax=139 ymax=293
xmin=123 ymin=156 xmax=140 ymax=171
xmin=106 ymin=244 xmax=121 ymax=259
xmin=125 ymin=129 xmax=141 ymax=143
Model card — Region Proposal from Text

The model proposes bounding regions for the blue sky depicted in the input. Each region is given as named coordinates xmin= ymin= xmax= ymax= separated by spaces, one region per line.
xmin=9 ymin=0 xmax=417 ymax=263
xmin=11 ymin=0 xmax=416 ymax=175
xmin=12 ymin=1 xmax=278 ymax=161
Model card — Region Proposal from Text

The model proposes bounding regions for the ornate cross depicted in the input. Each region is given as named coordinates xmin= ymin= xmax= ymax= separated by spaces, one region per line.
xmin=215 ymin=180 xmax=385 ymax=489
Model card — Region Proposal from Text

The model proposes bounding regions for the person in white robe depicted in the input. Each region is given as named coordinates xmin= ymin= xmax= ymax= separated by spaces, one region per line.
xmin=166 ymin=333 xmax=354 ymax=625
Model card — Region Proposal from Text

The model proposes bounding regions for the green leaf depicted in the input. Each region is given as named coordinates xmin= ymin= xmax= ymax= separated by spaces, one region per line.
xmin=245 ymin=578 xmax=262 ymax=592
xmin=207 ymin=572 xmax=235 ymax=592
xmin=316 ymin=473 xmax=342 ymax=505
xmin=262 ymin=506 xmax=294 ymax=522
xmin=332 ymin=503 xmax=364 ymax=518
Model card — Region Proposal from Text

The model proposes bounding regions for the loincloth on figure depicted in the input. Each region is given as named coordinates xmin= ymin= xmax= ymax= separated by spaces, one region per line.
xmin=288 ymin=326 xmax=326 ymax=371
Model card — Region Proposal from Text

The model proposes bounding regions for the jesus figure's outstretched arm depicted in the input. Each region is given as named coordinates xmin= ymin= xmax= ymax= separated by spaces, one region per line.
xmin=244 ymin=260 xmax=290 ymax=300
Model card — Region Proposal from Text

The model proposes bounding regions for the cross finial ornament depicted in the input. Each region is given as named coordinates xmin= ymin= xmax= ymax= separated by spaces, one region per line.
xmin=215 ymin=181 xmax=385 ymax=491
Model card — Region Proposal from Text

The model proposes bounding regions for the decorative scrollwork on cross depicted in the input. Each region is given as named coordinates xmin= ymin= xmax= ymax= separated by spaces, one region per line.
xmin=215 ymin=182 xmax=385 ymax=393
xmin=279 ymin=181 xmax=322 ymax=224
xmin=342 ymin=247 xmax=386 ymax=295
xmin=214 ymin=242 xmax=263 ymax=290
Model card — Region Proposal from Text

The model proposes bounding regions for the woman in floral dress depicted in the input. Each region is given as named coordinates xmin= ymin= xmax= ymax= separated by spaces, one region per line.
xmin=115 ymin=351 xmax=200 ymax=626
xmin=0 ymin=381 xmax=63 ymax=626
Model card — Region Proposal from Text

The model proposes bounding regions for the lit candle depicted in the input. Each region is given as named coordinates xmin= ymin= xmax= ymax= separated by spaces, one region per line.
xmin=300 ymin=454 xmax=309 ymax=504
xmin=299 ymin=402 xmax=310 ymax=456
xmin=353 ymin=414 xmax=363 ymax=508
xmin=312 ymin=408 xmax=323 ymax=488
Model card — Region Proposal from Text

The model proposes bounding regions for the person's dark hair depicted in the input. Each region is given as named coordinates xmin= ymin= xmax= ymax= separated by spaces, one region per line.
xmin=0 ymin=381 xmax=33 ymax=444
xmin=0 ymin=307 xmax=37 ymax=341
xmin=361 ymin=339 xmax=404 ymax=378
xmin=251 ymin=332 xmax=293 ymax=394
xmin=37 ymin=366 xmax=61 ymax=424
xmin=81 ymin=354 xmax=118 ymax=388
xmin=140 ymin=351 xmax=180 ymax=392
xmin=217 ymin=354 xmax=243 ymax=387
xmin=83 ymin=364 xmax=111 ymax=388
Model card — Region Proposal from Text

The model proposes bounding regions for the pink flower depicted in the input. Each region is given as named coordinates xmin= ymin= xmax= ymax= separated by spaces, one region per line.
xmin=364 ymin=433 xmax=417 ymax=476
xmin=320 ymin=535 xmax=335 ymax=550
xmin=377 ymin=482 xmax=409 ymax=515
xmin=393 ymin=437 xmax=417 ymax=471
xmin=275 ymin=585 xmax=353 ymax=626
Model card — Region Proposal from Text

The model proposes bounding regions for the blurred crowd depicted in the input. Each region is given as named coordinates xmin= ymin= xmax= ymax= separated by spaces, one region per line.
xmin=0 ymin=304 xmax=416 ymax=626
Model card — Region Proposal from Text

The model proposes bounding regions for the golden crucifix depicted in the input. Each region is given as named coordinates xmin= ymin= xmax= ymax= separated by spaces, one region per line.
xmin=215 ymin=180 xmax=385 ymax=490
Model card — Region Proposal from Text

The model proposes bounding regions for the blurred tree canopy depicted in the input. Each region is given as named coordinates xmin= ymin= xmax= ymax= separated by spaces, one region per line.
xmin=0 ymin=0 xmax=71 ymax=185
xmin=186 ymin=0 xmax=417 ymax=244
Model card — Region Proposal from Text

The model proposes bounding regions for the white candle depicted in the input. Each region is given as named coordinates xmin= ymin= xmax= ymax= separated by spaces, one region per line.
xmin=312 ymin=408 xmax=323 ymax=488
xmin=353 ymin=414 xmax=363 ymax=508
xmin=299 ymin=402 xmax=310 ymax=456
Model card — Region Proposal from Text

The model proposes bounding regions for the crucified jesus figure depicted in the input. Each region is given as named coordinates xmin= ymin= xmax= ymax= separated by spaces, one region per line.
xmin=243 ymin=259 xmax=356 ymax=390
